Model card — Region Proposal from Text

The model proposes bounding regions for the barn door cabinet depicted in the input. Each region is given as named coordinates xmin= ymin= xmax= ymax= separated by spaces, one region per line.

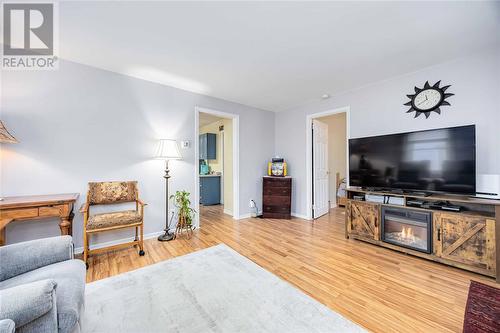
xmin=433 ymin=212 xmax=496 ymax=276
xmin=346 ymin=200 xmax=380 ymax=241
xmin=345 ymin=188 xmax=500 ymax=282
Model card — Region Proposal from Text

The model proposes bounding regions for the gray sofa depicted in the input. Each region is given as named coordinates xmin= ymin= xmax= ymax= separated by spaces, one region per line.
xmin=0 ymin=236 xmax=86 ymax=333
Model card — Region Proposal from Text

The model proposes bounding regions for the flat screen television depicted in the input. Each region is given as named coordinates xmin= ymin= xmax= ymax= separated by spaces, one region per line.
xmin=349 ymin=125 xmax=476 ymax=195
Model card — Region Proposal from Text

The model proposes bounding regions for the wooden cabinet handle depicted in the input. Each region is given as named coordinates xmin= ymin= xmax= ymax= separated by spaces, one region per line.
xmin=437 ymin=228 xmax=441 ymax=241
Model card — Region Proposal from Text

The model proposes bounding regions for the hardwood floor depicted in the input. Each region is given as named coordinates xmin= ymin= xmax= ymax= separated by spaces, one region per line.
xmin=85 ymin=205 xmax=496 ymax=333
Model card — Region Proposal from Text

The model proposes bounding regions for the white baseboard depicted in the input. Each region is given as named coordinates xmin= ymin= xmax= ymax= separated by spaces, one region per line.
xmin=330 ymin=203 xmax=338 ymax=208
xmin=74 ymin=230 xmax=164 ymax=254
xmin=223 ymin=208 xmax=233 ymax=216
xmin=291 ymin=212 xmax=310 ymax=220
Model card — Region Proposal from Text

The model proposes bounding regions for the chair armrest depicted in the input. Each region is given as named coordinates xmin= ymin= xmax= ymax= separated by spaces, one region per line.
xmin=0 ymin=236 xmax=74 ymax=281
xmin=79 ymin=202 xmax=89 ymax=213
xmin=0 ymin=319 xmax=15 ymax=333
xmin=0 ymin=279 xmax=57 ymax=328
xmin=137 ymin=199 xmax=147 ymax=207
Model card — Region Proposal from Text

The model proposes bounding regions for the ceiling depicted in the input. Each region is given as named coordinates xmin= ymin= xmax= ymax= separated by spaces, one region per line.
xmin=199 ymin=112 xmax=223 ymax=128
xmin=60 ymin=1 xmax=500 ymax=112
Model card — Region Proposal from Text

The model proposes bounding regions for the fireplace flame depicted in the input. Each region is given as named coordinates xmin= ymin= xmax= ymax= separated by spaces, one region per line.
xmin=401 ymin=226 xmax=416 ymax=242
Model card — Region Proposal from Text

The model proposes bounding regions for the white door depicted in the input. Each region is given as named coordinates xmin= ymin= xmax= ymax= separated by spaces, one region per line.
xmin=313 ymin=119 xmax=329 ymax=218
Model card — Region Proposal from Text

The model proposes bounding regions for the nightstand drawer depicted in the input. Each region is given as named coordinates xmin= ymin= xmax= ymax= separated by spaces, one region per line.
xmin=263 ymin=187 xmax=291 ymax=196
xmin=263 ymin=178 xmax=291 ymax=188
xmin=263 ymin=205 xmax=290 ymax=213
xmin=0 ymin=208 xmax=39 ymax=220
xmin=39 ymin=205 xmax=67 ymax=217
xmin=263 ymin=195 xmax=290 ymax=206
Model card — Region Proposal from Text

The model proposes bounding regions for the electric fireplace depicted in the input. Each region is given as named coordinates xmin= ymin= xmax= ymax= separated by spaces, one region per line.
xmin=381 ymin=207 xmax=432 ymax=253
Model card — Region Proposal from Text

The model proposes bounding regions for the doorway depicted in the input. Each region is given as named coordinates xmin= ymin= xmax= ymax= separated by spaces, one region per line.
xmin=194 ymin=107 xmax=240 ymax=227
xmin=306 ymin=106 xmax=350 ymax=220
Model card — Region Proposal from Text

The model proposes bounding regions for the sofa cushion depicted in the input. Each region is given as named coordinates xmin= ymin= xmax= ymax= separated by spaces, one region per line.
xmin=0 ymin=279 xmax=56 ymax=328
xmin=87 ymin=210 xmax=142 ymax=230
xmin=0 ymin=319 xmax=15 ymax=333
xmin=88 ymin=181 xmax=137 ymax=205
xmin=0 ymin=260 xmax=86 ymax=333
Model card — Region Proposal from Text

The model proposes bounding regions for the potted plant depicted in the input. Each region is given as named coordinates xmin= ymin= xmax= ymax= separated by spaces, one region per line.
xmin=170 ymin=190 xmax=196 ymax=238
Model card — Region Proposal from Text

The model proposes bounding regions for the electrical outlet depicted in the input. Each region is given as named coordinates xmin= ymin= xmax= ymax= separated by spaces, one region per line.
xmin=181 ymin=140 xmax=190 ymax=148
xmin=249 ymin=200 xmax=256 ymax=208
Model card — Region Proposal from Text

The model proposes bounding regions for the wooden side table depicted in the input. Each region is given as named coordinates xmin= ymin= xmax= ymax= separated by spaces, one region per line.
xmin=263 ymin=176 xmax=292 ymax=219
xmin=0 ymin=193 xmax=79 ymax=246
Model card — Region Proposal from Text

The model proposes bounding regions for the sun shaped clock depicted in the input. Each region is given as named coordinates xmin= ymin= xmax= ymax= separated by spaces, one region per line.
xmin=404 ymin=81 xmax=454 ymax=119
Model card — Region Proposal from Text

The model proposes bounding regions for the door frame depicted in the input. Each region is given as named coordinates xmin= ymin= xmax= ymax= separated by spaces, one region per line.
xmin=194 ymin=106 xmax=240 ymax=226
xmin=306 ymin=106 xmax=350 ymax=220
xmin=220 ymin=129 xmax=224 ymax=205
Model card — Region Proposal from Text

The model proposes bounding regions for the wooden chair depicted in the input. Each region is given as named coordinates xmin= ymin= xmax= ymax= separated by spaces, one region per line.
xmin=80 ymin=181 xmax=146 ymax=268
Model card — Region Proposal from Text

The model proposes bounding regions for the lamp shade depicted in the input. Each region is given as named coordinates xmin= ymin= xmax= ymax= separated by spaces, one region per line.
xmin=0 ymin=120 xmax=18 ymax=143
xmin=154 ymin=139 xmax=182 ymax=160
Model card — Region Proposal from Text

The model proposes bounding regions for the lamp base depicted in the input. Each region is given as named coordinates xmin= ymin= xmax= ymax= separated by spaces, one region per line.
xmin=157 ymin=230 xmax=175 ymax=242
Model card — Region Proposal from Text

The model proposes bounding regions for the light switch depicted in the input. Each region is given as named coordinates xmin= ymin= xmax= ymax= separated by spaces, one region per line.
xmin=181 ymin=140 xmax=190 ymax=149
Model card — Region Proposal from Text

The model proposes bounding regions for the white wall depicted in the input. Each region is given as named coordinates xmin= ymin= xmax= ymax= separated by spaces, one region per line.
xmin=275 ymin=47 xmax=500 ymax=217
xmin=0 ymin=60 xmax=274 ymax=247
xmin=222 ymin=120 xmax=233 ymax=212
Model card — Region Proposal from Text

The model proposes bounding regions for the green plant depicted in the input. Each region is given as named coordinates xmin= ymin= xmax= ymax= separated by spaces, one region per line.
xmin=170 ymin=190 xmax=196 ymax=227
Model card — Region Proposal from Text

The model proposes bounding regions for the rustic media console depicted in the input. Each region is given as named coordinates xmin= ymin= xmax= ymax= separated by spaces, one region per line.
xmin=345 ymin=187 xmax=500 ymax=282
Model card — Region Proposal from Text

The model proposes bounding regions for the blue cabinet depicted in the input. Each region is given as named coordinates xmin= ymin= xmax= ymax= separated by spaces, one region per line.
xmin=200 ymin=176 xmax=221 ymax=205
xmin=199 ymin=133 xmax=216 ymax=160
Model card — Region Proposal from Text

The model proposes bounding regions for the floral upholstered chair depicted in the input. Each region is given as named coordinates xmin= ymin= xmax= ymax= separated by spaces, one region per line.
xmin=80 ymin=181 xmax=146 ymax=268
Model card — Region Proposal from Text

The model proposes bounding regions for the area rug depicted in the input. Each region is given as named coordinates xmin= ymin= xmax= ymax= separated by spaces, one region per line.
xmin=83 ymin=244 xmax=366 ymax=333
xmin=463 ymin=281 xmax=500 ymax=333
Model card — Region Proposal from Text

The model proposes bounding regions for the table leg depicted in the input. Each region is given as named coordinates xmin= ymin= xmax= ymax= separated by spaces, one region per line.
xmin=0 ymin=227 xmax=5 ymax=246
xmin=69 ymin=212 xmax=74 ymax=236
xmin=0 ymin=219 xmax=12 ymax=246
xmin=59 ymin=217 xmax=71 ymax=236
xmin=59 ymin=212 xmax=74 ymax=236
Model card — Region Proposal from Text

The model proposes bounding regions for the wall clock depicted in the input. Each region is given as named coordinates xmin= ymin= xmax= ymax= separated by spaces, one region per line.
xmin=404 ymin=81 xmax=454 ymax=118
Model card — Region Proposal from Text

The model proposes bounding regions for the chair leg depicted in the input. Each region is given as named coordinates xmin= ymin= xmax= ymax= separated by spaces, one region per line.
xmin=83 ymin=231 xmax=89 ymax=269
xmin=138 ymin=223 xmax=145 ymax=256
xmin=134 ymin=226 xmax=138 ymax=242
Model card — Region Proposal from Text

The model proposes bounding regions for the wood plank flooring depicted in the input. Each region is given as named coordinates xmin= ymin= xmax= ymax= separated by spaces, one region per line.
xmin=85 ymin=205 xmax=497 ymax=333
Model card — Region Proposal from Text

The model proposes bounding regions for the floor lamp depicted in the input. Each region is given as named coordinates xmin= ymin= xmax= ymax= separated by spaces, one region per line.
xmin=155 ymin=139 xmax=182 ymax=241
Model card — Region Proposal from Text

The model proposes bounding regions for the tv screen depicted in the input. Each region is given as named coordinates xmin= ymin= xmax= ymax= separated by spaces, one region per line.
xmin=349 ymin=125 xmax=476 ymax=195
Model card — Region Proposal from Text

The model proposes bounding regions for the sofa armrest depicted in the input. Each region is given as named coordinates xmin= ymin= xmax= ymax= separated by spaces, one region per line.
xmin=0 ymin=319 xmax=15 ymax=333
xmin=0 ymin=236 xmax=74 ymax=281
xmin=0 ymin=279 xmax=57 ymax=328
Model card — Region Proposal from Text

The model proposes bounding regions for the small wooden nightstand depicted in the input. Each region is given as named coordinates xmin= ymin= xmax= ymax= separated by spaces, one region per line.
xmin=0 ymin=193 xmax=79 ymax=246
xmin=263 ymin=176 xmax=292 ymax=219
